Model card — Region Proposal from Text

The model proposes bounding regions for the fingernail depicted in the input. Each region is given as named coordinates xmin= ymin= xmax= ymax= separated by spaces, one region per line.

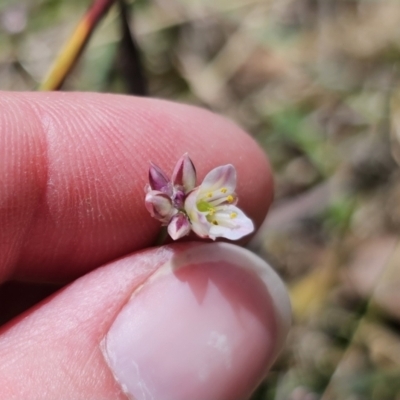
xmin=102 ymin=243 xmax=291 ymax=400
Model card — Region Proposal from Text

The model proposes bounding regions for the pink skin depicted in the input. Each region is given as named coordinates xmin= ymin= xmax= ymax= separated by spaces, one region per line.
xmin=0 ymin=243 xmax=290 ymax=400
xmin=104 ymin=243 xmax=289 ymax=400
xmin=0 ymin=92 xmax=273 ymax=282
xmin=0 ymin=92 xmax=287 ymax=400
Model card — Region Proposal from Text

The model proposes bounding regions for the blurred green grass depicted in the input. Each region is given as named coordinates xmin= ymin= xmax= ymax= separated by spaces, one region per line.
xmin=2 ymin=0 xmax=400 ymax=398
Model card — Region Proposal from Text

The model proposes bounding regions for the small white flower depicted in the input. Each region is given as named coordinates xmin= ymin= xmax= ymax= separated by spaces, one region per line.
xmin=184 ymin=164 xmax=254 ymax=240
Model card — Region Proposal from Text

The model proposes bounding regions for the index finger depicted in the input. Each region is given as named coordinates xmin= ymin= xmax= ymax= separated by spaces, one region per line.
xmin=0 ymin=92 xmax=273 ymax=283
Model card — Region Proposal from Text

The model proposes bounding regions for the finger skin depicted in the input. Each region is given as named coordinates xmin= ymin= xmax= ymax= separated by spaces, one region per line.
xmin=0 ymin=246 xmax=164 ymax=400
xmin=0 ymin=243 xmax=290 ymax=400
xmin=0 ymin=92 xmax=273 ymax=282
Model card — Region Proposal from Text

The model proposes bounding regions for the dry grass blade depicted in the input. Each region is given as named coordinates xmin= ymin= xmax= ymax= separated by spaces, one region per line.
xmin=39 ymin=0 xmax=115 ymax=91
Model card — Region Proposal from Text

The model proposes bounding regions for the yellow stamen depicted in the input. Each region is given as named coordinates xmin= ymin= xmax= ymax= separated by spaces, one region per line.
xmin=227 ymin=195 xmax=234 ymax=203
xmin=208 ymin=208 xmax=216 ymax=216
xmin=207 ymin=192 xmax=213 ymax=198
xmin=230 ymin=212 xmax=237 ymax=219
xmin=220 ymin=188 xmax=227 ymax=193
xmin=212 ymin=220 xmax=218 ymax=225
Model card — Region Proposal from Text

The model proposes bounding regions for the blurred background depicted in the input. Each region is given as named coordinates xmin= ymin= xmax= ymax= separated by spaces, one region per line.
xmin=1 ymin=0 xmax=400 ymax=399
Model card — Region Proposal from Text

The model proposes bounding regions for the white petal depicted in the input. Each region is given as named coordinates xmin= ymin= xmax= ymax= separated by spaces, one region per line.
xmin=183 ymin=188 xmax=198 ymax=215
xmin=210 ymin=206 xmax=254 ymax=240
xmin=199 ymin=165 xmax=236 ymax=200
xmin=190 ymin=212 xmax=212 ymax=238
xmin=184 ymin=190 xmax=211 ymax=238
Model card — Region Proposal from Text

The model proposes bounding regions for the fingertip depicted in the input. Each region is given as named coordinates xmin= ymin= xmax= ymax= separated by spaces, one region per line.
xmin=0 ymin=242 xmax=289 ymax=400
xmin=103 ymin=243 xmax=290 ymax=400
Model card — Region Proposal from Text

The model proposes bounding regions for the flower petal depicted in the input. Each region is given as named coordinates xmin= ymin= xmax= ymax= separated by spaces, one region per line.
xmin=198 ymin=164 xmax=236 ymax=201
xmin=184 ymin=189 xmax=210 ymax=238
xmin=171 ymin=153 xmax=196 ymax=192
xmin=209 ymin=206 xmax=254 ymax=240
xmin=149 ymin=163 xmax=170 ymax=192
xmin=145 ymin=190 xmax=176 ymax=223
xmin=190 ymin=212 xmax=211 ymax=238
xmin=167 ymin=213 xmax=191 ymax=240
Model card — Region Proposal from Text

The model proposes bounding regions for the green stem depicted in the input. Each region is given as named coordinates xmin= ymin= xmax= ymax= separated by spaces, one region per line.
xmin=154 ymin=227 xmax=169 ymax=246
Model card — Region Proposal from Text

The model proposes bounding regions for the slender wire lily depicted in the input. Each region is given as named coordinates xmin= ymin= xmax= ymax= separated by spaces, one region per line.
xmin=145 ymin=154 xmax=254 ymax=241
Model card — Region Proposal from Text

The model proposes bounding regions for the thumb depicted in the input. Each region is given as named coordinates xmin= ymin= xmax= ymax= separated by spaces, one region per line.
xmin=0 ymin=243 xmax=291 ymax=400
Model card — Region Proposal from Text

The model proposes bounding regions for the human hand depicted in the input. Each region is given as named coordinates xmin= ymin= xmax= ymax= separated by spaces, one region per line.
xmin=0 ymin=92 xmax=291 ymax=400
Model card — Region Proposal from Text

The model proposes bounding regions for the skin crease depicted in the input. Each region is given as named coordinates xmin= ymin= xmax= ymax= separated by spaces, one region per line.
xmin=0 ymin=92 xmax=287 ymax=400
xmin=0 ymin=92 xmax=273 ymax=283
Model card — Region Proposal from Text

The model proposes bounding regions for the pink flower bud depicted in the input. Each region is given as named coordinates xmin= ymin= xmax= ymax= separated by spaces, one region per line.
xmin=149 ymin=163 xmax=170 ymax=192
xmin=171 ymin=153 xmax=196 ymax=192
xmin=168 ymin=213 xmax=191 ymax=240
